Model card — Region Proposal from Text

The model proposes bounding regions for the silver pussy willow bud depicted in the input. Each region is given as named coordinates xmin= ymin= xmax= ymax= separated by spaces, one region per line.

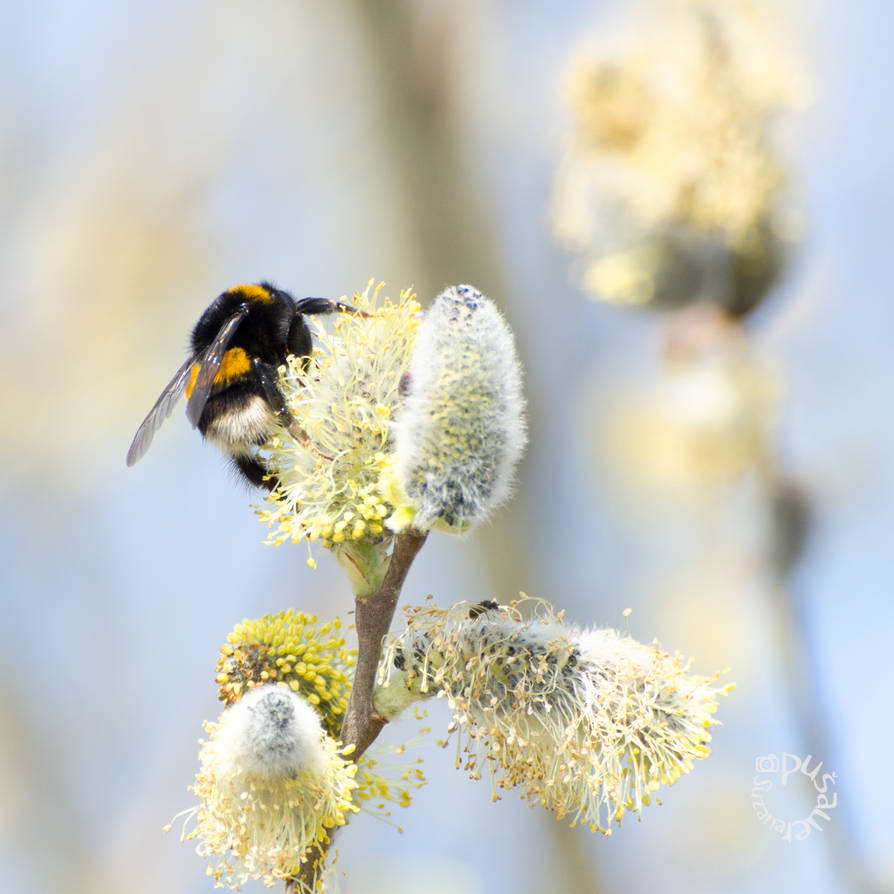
xmin=384 ymin=285 xmax=526 ymax=533
xmin=213 ymin=684 xmax=332 ymax=780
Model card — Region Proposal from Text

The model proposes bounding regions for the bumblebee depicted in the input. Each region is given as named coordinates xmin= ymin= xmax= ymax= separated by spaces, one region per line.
xmin=126 ymin=282 xmax=365 ymax=489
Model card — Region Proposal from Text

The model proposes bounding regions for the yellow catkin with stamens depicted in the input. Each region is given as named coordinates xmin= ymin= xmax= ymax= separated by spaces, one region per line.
xmin=551 ymin=0 xmax=804 ymax=310
xmin=376 ymin=597 xmax=730 ymax=833
xmin=257 ymin=281 xmax=420 ymax=549
xmin=206 ymin=610 xmax=426 ymax=847
xmin=216 ymin=609 xmax=354 ymax=739
xmin=186 ymin=686 xmax=359 ymax=889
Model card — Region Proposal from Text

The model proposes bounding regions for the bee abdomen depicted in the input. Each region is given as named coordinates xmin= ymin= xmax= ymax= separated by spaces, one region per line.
xmin=200 ymin=385 xmax=278 ymax=456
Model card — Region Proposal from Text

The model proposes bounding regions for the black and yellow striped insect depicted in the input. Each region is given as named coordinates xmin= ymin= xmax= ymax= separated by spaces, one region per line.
xmin=126 ymin=282 xmax=364 ymax=489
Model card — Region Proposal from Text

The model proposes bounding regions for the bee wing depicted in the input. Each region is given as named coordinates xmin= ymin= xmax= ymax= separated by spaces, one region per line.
xmin=185 ymin=305 xmax=248 ymax=427
xmin=126 ymin=355 xmax=196 ymax=466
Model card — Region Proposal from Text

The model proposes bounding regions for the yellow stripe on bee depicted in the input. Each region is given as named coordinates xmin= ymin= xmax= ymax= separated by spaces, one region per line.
xmin=215 ymin=347 xmax=252 ymax=383
xmin=185 ymin=362 xmax=200 ymax=399
xmin=226 ymin=283 xmax=274 ymax=304
xmin=184 ymin=348 xmax=252 ymax=399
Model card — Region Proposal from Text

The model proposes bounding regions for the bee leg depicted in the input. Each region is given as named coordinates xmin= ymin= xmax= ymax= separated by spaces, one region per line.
xmin=251 ymin=358 xmax=333 ymax=461
xmin=284 ymin=417 xmax=333 ymax=461
xmin=234 ymin=456 xmax=277 ymax=491
xmin=287 ymin=299 xmax=372 ymax=372
xmin=294 ymin=297 xmax=373 ymax=319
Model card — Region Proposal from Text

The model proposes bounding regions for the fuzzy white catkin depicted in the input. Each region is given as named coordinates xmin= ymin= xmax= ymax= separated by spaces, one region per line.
xmin=392 ymin=285 xmax=526 ymax=530
xmin=212 ymin=684 xmax=328 ymax=780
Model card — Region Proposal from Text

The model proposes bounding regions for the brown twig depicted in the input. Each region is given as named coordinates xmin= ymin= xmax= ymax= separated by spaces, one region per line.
xmin=286 ymin=528 xmax=428 ymax=892
xmin=340 ymin=529 xmax=429 ymax=754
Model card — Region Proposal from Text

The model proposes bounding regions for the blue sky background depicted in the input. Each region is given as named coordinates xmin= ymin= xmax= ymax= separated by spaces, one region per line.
xmin=1 ymin=2 xmax=891 ymax=893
